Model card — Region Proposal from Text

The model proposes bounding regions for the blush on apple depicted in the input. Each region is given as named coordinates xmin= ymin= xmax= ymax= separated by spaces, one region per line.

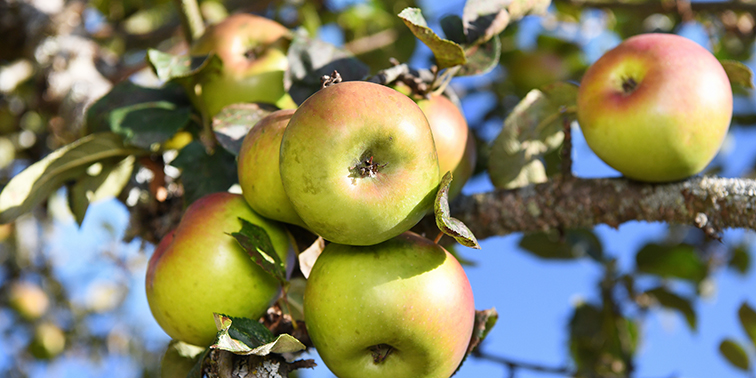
xmin=577 ymin=33 xmax=733 ymax=182
xmin=145 ymin=192 xmax=290 ymax=346
xmin=279 ymin=81 xmax=440 ymax=246
xmin=190 ymin=14 xmax=296 ymax=116
xmin=304 ymin=231 xmax=475 ymax=378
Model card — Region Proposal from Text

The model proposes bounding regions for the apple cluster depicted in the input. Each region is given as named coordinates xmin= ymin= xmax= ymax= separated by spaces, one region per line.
xmin=577 ymin=33 xmax=733 ymax=182
xmin=146 ymin=14 xmax=478 ymax=378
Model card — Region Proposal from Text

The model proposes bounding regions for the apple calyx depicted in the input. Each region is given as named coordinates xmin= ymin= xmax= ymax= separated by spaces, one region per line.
xmin=350 ymin=155 xmax=387 ymax=178
xmin=622 ymin=76 xmax=638 ymax=94
xmin=368 ymin=344 xmax=394 ymax=363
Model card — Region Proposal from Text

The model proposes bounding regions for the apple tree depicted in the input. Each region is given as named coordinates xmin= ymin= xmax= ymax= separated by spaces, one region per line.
xmin=1 ymin=0 xmax=756 ymax=377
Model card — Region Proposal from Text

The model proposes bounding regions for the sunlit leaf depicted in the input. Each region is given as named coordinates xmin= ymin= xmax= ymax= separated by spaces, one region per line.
xmin=147 ymin=49 xmax=223 ymax=82
xmin=434 ymin=172 xmax=480 ymax=249
xmin=0 ymin=133 xmax=142 ymax=224
xmin=68 ymin=156 xmax=135 ymax=226
xmin=109 ymin=101 xmax=192 ymax=149
xmin=645 ymin=287 xmax=697 ymax=331
xmin=463 ymin=0 xmax=510 ymax=45
xmin=719 ymin=339 xmax=751 ymax=371
xmin=211 ymin=314 xmax=305 ymax=356
xmin=721 ymin=60 xmax=754 ymax=90
xmin=635 ymin=243 xmax=707 ymax=283
xmin=171 ymin=141 xmax=237 ymax=205
xmin=230 ymin=218 xmax=286 ymax=284
xmin=212 ymin=103 xmax=278 ymax=156
xmin=86 ymin=81 xmax=190 ymax=135
xmin=398 ymin=8 xmax=467 ymax=70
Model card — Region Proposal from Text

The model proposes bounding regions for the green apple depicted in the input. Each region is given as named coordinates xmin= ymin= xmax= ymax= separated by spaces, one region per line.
xmin=417 ymin=94 xmax=476 ymax=200
xmin=146 ymin=192 xmax=290 ymax=347
xmin=237 ymin=109 xmax=306 ymax=227
xmin=190 ymin=14 xmax=296 ymax=116
xmin=508 ymin=50 xmax=572 ymax=96
xmin=304 ymin=231 xmax=475 ymax=378
xmin=9 ymin=281 xmax=49 ymax=320
xmin=279 ymin=81 xmax=440 ymax=246
xmin=577 ymin=33 xmax=733 ymax=182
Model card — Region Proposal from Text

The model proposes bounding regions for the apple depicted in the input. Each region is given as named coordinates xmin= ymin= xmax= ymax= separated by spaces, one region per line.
xmin=577 ymin=33 xmax=733 ymax=182
xmin=8 ymin=281 xmax=49 ymax=320
xmin=304 ymin=231 xmax=475 ymax=378
xmin=190 ymin=14 xmax=296 ymax=116
xmin=237 ymin=109 xmax=306 ymax=227
xmin=279 ymin=81 xmax=440 ymax=246
xmin=416 ymin=94 xmax=476 ymax=200
xmin=146 ymin=192 xmax=290 ymax=347
xmin=508 ymin=50 xmax=572 ymax=96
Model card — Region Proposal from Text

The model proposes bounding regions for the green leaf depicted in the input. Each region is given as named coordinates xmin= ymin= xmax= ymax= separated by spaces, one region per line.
xmin=440 ymin=15 xmax=466 ymax=45
xmin=645 ymin=287 xmax=697 ymax=331
xmin=211 ymin=314 xmax=305 ymax=356
xmin=398 ymin=8 xmax=467 ymax=70
xmin=284 ymin=28 xmax=370 ymax=105
xmin=212 ymin=103 xmax=278 ymax=156
xmin=86 ymin=81 xmax=190 ymax=135
xmin=719 ymin=339 xmax=751 ymax=371
xmin=230 ymin=218 xmax=286 ymax=284
xmin=462 ymin=0 xmax=510 ymax=45
xmin=569 ymin=302 xmax=638 ymax=375
xmin=721 ymin=60 xmax=754 ymax=90
xmin=434 ymin=171 xmax=480 ymax=249
xmin=739 ymin=302 xmax=756 ymax=350
xmin=171 ymin=141 xmax=237 ymax=205
xmin=0 ymin=133 xmax=142 ymax=224
xmin=147 ymin=49 xmax=223 ymax=82
xmin=729 ymin=244 xmax=751 ymax=275
xmin=68 ymin=156 xmax=135 ymax=226
xmin=519 ymin=229 xmax=603 ymax=261
xmin=458 ymin=35 xmax=501 ymax=76
xmin=489 ymin=82 xmax=577 ymax=189
xmin=635 ymin=243 xmax=708 ymax=283
xmin=109 ymin=101 xmax=192 ymax=149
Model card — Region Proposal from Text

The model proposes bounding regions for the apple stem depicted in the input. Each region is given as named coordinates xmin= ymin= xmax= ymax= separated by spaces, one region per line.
xmin=172 ymin=0 xmax=205 ymax=43
xmin=434 ymin=232 xmax=443 ymax=244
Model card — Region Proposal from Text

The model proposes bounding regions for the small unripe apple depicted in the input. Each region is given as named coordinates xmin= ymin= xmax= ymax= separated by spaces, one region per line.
xmin=304 ymin=231 xmax=475 ymax=378
xmin=577 ymin=33 xmax=733 ymax=182
xmin=190 ymin=14 xmax=296 ymax=116
xmin=280 ymin=81 xmax=440 ymax=246
xmin=146 ymin=192 xmax=290 ymax=347
xmin=237 ymin=109 xmax=306 ymax=227
xmin=9 ymin=281 xmax=49 ymax=320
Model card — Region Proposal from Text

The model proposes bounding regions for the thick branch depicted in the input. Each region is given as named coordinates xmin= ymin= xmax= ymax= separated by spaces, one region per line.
xmin=429 ymin=176 xmax=756 ymax=240
xmin=553 ymin=0 xmax=756 ymax=13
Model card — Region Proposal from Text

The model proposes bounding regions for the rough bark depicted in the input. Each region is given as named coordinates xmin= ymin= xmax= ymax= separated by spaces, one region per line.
xmin=417 ymin=175 xmax=756 ymax=241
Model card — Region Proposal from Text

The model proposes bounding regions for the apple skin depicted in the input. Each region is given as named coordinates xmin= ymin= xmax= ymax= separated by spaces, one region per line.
xmin=190 ymin=14 xmax=296 ymax=116
xmin=237 ymin=109 xmax=306 ymax=227
xmin=304 ymin=231 xmax=475 ymax=378
xmin=279 ymin=81 xmax=440 ymax=246
xmin=417 ymin=94 xmax=476 ymax=200
xmin=577 ymin=33 xmax=733 ymax=182
xmin=146 ymin=192 xmax=290 ymax=347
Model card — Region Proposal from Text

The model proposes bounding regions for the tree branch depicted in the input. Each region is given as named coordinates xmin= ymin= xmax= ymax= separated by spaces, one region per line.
xmin=553 ymin=0 xmax=756 ymax=14
xmin=421 ymin=176 xmax=756 ymax=241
